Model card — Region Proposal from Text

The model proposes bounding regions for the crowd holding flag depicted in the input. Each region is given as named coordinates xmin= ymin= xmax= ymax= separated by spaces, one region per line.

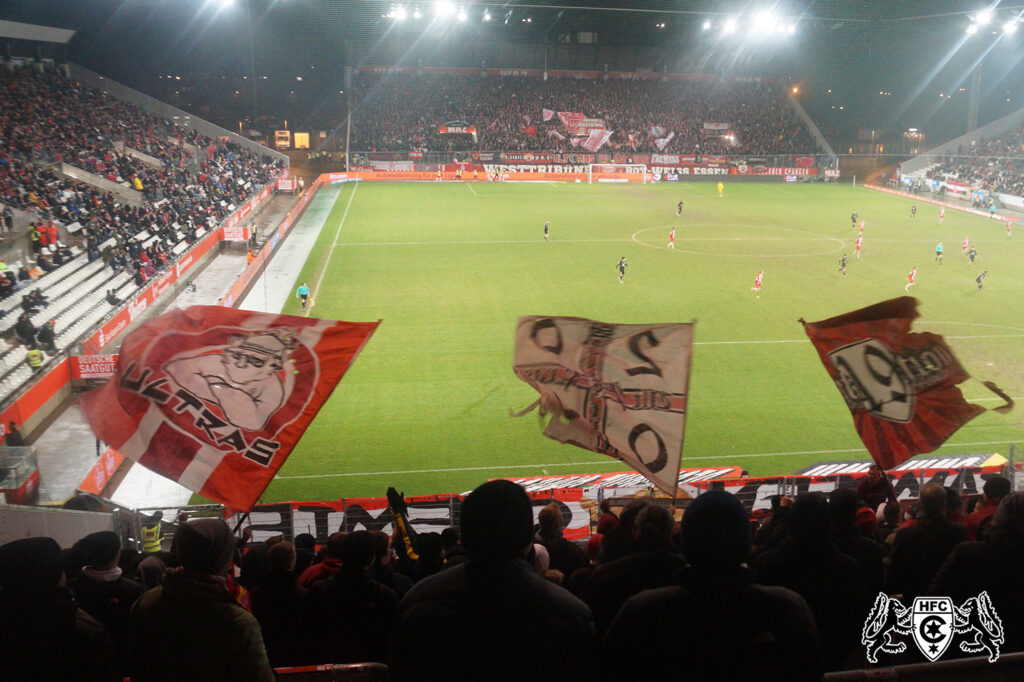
xmin=512 ymin=316 xmax=694 ymax=496
xmin=81 ymin=306 xmax=379 ymax=511
xmin=801 ymin=296 xmax=1011 ymax=470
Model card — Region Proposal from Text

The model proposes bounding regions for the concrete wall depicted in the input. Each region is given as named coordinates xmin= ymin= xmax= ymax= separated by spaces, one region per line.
xmin=0 ymin=503 xmax=114 ymax=547
xmin=59 ymin=163 xmax=144 ymax=206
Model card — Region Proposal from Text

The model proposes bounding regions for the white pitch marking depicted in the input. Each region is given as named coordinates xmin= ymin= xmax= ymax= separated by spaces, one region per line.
xmin=333 ymin=238 xmax=631 ymax=248
xmin=307 ymin=182 xmax=359 ymax=315
xmin=274 ymin=439 xmax=1021 ymax=480
xmin=465 ymin=182 xmax=478 ymax=197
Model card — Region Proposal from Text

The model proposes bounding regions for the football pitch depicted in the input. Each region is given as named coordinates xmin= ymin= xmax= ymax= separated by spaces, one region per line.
xmin=264 ymin=180 xmax=1024 ymax=503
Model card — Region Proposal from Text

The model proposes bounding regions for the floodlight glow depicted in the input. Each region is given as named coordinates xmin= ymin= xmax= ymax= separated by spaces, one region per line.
xmin=483 ymin=10 xmax=491 ymax=21
xmin=754 ymin=11 xmax=776 ymax=32
xmin=435 ymin=0 xmax=455 ymax=17
xmin=220 ymin=0 xmax=234 ymax=7
xmin=414 ymin=8 xmax=422 ymax=18
xmin=394 ymin=6 xmax=407 ymax=20
xmin=457 ymin=7 xmax=467 ymax=21
xmin=702 ymin=19 xmax=711 ymax=31
xmin=967 ymin=23 xmax=979 ymax=34
xmin=976 ymin=9 xmax=993 ymax=25
xmin=787 ymin=23 xmax=796 ymax=35
xmin=723 ymin=18 xmax=737 ymax=34
xmin=1004 ymin=20 xmax=1018 ymax=34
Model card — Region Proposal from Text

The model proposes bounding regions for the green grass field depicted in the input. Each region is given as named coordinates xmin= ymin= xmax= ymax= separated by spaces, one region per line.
xmin=264 ymin=180 xmax=1024 ymax=502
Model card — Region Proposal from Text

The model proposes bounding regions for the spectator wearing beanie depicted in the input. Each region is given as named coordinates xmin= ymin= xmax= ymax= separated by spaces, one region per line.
xmin=69 ymin=530 xmax=144 ymax=666
xmin=304 ymin=530 xmax=399 ymax=665
xmin=128 ymin=518 xmax=275 ymax=682
xmin=390 ymin=479 xmax=598 ymax=682
xmin=0 ymin=536 xmax=121 ymax=682
xmin=967 ymin=475 xmax=1011 ymax=541
xmin=603 ymin=491 xmax=823 ymax=681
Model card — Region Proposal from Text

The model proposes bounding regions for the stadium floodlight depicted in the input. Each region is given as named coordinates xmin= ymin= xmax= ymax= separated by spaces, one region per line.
xmin=483 ymin=10 xmax=491 ymax=21
xmin=966 ymin=23 xmax=979 ymax=34
xmin=394 ymin=6 xmax=407 ymax=20
xmin=976 ymin=8 xmax=993 ymax=25
xmin=723 ymin=18 xmax=737 ymax=34
xmin=702 ymin=19 xmax=712 ymax=31
xmin=435 ymin=0 xmax=455 ymax=17
xmin=457 ymin=7 xmax=467 ymax=21
xmin=1004 ymin=19 xmax=1018 ymax=34
xmin=414 ymin=7 xmax=422 ymax=18
xmin=787 ymin=23 xmax=796 ymax=35
xmin=753 ymin=10 xmax=777 ymax=33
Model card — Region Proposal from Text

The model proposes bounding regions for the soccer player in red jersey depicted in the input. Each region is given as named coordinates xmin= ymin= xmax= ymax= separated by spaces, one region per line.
xmin=751 ymin=269 xmax=764 ymax=298
xmin=905 ymin=266 xmax=917 ymax=291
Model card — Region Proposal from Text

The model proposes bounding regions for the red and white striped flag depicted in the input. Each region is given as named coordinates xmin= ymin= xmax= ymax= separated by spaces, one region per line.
xmin=542 ymin=108 xmax=554 ymax=122
xmin=802 ymin=297 xmax=1010 ymax=469
xmin=81 ymin=306 xmax=379 ymax=511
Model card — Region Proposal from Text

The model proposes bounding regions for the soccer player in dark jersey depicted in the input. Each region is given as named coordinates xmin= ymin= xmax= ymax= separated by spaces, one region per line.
xmin=838 ymin=254 xmax=848 ymax=277
xmin=976 ymin=270 xmax=987 ymax=291
xmin=911 ymin=204 xmax=917 ymax=218
xmin=544 ymin=221 xmax=549 ymax=241
xmin=677 ymin=200 xmax=684 ymax=216
xmin=617 ymin=257 xmax=628 ymax=283
xmin=968 ymin=247 xmax=977 ymax=266
xmin=850 ymin=212 xmax=858 ymax=228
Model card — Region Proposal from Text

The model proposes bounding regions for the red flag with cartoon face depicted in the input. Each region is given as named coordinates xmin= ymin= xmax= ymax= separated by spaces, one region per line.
xmin=802 ymin=297 xmax=984 ymax=469
xmin=81 ymin=306 xmax=379 ymax=511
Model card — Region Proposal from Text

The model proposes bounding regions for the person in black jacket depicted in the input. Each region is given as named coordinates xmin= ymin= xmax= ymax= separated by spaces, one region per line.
xmin=0 ymin=537 xmax=121 ymax=682
xmin=887 ymin=483 xmax=968 ymax=601
xmin=36 ymin=318 xmax=57 ymax=353
xmin=69 ymin=531 xmax=144 ymax=668
xmin=603 ymin=491 xmax=823 ymax=682
xmin=304 ymin=531 xmax=398 ymax=665
xmin=251 ymin=541 xmax=307 ymax=668
xmin=14 ymin=312 xmax=36 ymax=345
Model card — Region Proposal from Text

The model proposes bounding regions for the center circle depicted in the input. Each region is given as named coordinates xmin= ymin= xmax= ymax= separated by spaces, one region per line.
xmin=632 ymin=223 xmax=846 ymax=258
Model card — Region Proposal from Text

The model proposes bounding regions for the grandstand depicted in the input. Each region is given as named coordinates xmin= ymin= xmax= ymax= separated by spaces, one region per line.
xmin=2 ymin=3 xmax=1024 ymax=681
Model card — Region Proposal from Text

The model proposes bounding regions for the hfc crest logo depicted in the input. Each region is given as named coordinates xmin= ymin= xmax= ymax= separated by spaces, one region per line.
xmin=862 ymin=592 xmax=1004 ymax=664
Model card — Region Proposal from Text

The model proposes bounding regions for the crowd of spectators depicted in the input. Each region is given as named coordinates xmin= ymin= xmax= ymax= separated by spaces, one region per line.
xmin=349 ymin=74 xmax=818 ymax=155
xmin=1 ymin=473 xmax=1022 ymax=681
xmin=927 ymin=128 xmax=1024 ymax=197
xmin=0 ymin=64 xmax=282 ymax=341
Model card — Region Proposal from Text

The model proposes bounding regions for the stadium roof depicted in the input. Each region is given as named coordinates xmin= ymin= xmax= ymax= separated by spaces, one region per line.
xmin=2 ymin=1 xmax=1023 ymax=141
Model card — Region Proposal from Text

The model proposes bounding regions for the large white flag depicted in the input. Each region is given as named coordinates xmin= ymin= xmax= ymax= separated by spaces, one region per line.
xmin=582 ymin=128 xmax=614 ymax=152
xmin=655 ymin=131 xmax=675 ymax=151
xmin=513 ymin=317 xmax=694 ymax=496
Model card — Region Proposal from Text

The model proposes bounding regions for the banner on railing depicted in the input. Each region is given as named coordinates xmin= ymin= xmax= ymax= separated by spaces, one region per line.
xmin=70 ymin=354 xmax=118 ymax=380
xmin=703 ymin=122 xmax=731 ymax=131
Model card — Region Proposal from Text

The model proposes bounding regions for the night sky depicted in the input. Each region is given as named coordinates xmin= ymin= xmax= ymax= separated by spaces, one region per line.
xmin=3 ymin=1 xmax=1023 ymax=145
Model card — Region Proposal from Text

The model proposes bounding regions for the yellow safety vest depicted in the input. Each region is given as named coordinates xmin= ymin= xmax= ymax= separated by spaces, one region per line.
xmin=26 ymin=349 xmax=44 ymax=368
xmin=141 ymin=522 xmax=162 ymax=553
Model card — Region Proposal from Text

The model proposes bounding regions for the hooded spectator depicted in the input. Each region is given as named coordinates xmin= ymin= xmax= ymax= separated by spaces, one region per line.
xmin=967 ymin=475 xmax=1012 ymax=541
xmin=128 ymin=518 xmax=275 ymax=682
xmin=887 ymin=482 xmax=968 ymax=601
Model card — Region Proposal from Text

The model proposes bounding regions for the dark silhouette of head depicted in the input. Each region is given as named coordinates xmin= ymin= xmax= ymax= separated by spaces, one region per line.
xmin=459 ymin=480 xmax=533 ymax=559
xmin=681 ymin=491 xmax=751 ymax=570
